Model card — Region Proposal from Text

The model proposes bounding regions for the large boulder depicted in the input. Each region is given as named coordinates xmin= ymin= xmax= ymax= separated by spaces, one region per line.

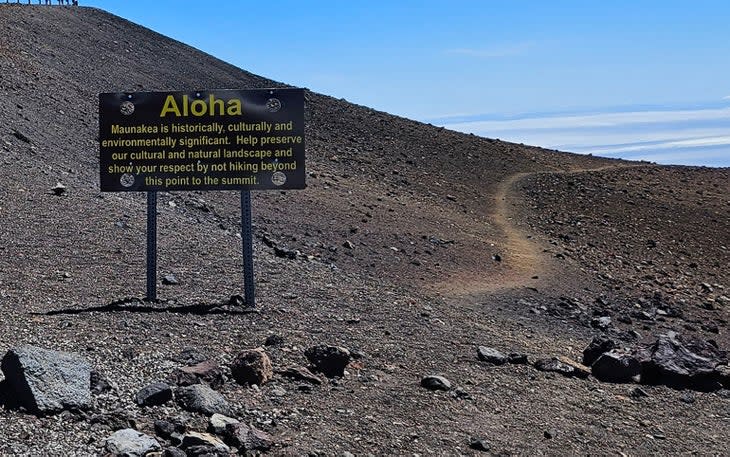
xmin=637 ymin=332 xmax=727 ymax=391
xmin=0 ymin=345 xmax=92 ymax=415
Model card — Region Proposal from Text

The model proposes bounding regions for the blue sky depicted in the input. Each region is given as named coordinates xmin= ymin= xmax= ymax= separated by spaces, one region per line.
xmin=83 ymin=0 xmax=730 ymax=167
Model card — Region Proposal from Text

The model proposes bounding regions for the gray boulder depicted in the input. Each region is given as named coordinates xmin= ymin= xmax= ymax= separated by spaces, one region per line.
xmin=420 ymin=375 xmax=451 ymax=391
xmin=226 ymin=423 xmax=274 ymax=452
xmin=104 ymin=428 xmax=161 ymax=457
xmin=175 ymin=384 xmax=232 ymax=416
xmin=0 ymin=345 xmax=92 ymax=415
xmin=582 ymin=335 xmax=618 ymax=366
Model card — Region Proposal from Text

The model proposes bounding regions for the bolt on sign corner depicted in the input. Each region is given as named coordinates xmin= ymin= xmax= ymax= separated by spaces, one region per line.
xmin=99 ymin=88 xmax=305 ymax=192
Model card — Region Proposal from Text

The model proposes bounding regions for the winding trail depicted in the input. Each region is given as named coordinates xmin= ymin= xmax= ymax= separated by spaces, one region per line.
xmin=442 ymin=164 xmax=642 ymax=298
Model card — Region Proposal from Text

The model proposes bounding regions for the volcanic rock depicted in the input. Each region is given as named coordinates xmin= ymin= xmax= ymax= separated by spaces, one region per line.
xmin=278 ymin=366 xmax=323 ymax=385
xmin=179 ymin=431 xmax=230 ymax=455
xmin=208 ymin=413 xmax=240 ymax=435
xmin=175 ymin=384 xmax=232 ymax=416
xmin=226 ymin=422 xmax=274 ymax=452
xmin=533 ymin=357 xmax=584 ymax=378
xmin=230 ymin=348 xmax=273 ymax=386
xmin=170 ymin=360 xmax=226 ymax=389
xmin=507 ymin=352 xmax=529 ymax=364
xmin=477 ymin=346 xmax=508 ymax=365
xmin=104 ymin=429 xmax=161 ymax=457
xmin=0 ymin=345 xmax=92 ymax=415
xmin=591 ymin=350 xmax=641 ymax=383
xmin=420 ymin=375 xmax=451 ymax=391
xmin=637 ymin=332 xmax=727 ymax=391
xmin=582 ymin=335 xmax=619 ymax=366
xmin=135 ymin=381 xmax=173 ymax=406
xmin=304 ymin=345 xmax=352 ymax=378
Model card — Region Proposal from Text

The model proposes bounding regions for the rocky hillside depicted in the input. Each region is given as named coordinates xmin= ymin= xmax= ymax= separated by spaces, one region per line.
xmin=0 ymin=4 xmax=728 ymax=456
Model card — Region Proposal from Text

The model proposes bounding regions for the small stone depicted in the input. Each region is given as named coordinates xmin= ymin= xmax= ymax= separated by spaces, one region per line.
xmin=420 ymin=375 xmax=451 ymax=391
xmin=169 ymin=360 xmax=225 ymax=389
xmin=154 ymin=419 xmax=185 ymax=440
xmin=135 ymin=381 xmax=173 ymax=407
xmin=230 ymin=348 xmax=273 ymax=386
xmin=304 ymin=345 xmax=352 ymax=378
xmin=226 ymin=423 xmax=274 ymax=451
xmin=544 ymin=430 xmax=556 ymax=439
xmin=469 ymin=439 xmax=490 ymax=452
xmin=104 ymin=429 xmax=161 ymax=457
xmin=51 ymin=182 xmax=66 ymax=196
xmin=162 ymin=274 xmax=179 ymax=285
xmin=507 ymin=352 xmax=528 ymax=364
xmin=342 ymin=240 xmax=355 ymax=249
xmin=477 ymin=346 xmax=508 ymax=365
xmin=492 ymin=254 xmax=502 ymax=262
xmin=175 ymin=384 xmax=232 ymax=416
xmin=591 ymin=316 xmax=612 ymax=330
xmin=208 ymin=413 xmax=240 ymax=435
xmin=533 ymin=358 xmax=581 ymax=378
xmin=180 ymin=432 xmax=229 ymax=454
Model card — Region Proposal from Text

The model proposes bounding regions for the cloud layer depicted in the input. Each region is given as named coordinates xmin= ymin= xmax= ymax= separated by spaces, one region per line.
xmin=432 ymin=103 xmax=730 ymax=167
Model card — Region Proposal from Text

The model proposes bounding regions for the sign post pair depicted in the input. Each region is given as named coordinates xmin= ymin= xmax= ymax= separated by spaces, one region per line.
xmin=99 ymin=88 xmax=306 ymax=305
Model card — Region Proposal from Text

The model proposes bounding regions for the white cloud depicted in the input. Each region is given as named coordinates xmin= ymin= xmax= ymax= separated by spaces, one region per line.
xmin=442 ymin=107 xmax=730 ymax=132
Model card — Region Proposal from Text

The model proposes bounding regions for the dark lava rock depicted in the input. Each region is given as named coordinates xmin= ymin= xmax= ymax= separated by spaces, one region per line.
xmin=582 ymin=335 xmax=619 ymax=366
xmin=591 ymin=350 xmax=641 ymax=383
xmin=507 ymin=353 xmax=529 ymax=364
xmin=679 ymin=391 xmax=696 ymax=404
xmin=154 ymin=419 xmax=185 ymax=440
xmin=104 ymin=428 xmax=161 ymax=457
xmin=135 ymin=381 xmax=173 ymax=406
xmin=170 ymin=360 xmax=226 ymax=389
xmin=175 ymin=384 xmax=232 ymax=416
xmin=715 ymin=365 xmax=730 ymax=388
xmin=304 ymin=345 xmax=351 ymax=378
xmin=477 ymin=346 xmax=508 ymax=365
xmin=208 ymin=413 xmax=240 ymax=435
xmin=226 ymin=423 xmax=274 ymax=452
xmin=89 ymin=410 xmax=135 ymax=431
xmin=230 ymin=348 xmax=273 ymax=386
xmin=533 ymin=357 xmax=583 ymax=378
xmin=637 ymin=332 xmax=727 ymax=391
xmin=469 ymin=439 xmax=490 ymax=452
xmin=0 ymin=345 xmax=92 ymax=415
xmin=556 ymin=357 xmax=591 ymax=379
xmin=420 ymin=375 xmax=451 ymax=391
xmin=278 ymin=366 xmax=323 ymax=385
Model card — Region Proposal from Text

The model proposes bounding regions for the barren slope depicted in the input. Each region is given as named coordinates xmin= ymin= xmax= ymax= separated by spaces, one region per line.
xmin=0 ymin=5 xmax=728 ymax=456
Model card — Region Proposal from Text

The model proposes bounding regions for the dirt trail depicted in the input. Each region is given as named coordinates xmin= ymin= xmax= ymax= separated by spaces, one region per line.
xmin=439 ymin=164 xmax=640 ymax=299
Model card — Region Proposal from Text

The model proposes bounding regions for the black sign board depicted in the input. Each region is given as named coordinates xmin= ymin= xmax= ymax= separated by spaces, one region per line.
xmin=99 ymin=88 xmax=305 ymax=191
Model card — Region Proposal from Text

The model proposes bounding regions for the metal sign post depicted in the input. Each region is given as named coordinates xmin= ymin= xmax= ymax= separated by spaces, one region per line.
xmin=146 ymin=191 xmax=157 ymax=301
xmin=241 ymin=191 xmax=255 ymax=307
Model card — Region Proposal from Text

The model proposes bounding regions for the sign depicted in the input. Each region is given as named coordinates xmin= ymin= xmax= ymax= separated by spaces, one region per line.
xmin=99 ymin=88 xmax=305 ymax=192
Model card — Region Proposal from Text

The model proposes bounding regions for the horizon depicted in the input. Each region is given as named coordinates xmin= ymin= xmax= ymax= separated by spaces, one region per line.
xmin=58 ymin=1 xmax=730 ymax=166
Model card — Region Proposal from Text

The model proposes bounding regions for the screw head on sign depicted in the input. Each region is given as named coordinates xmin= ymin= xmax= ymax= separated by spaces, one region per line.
xmin=266 ymin=98 xmax=282 ymax=113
